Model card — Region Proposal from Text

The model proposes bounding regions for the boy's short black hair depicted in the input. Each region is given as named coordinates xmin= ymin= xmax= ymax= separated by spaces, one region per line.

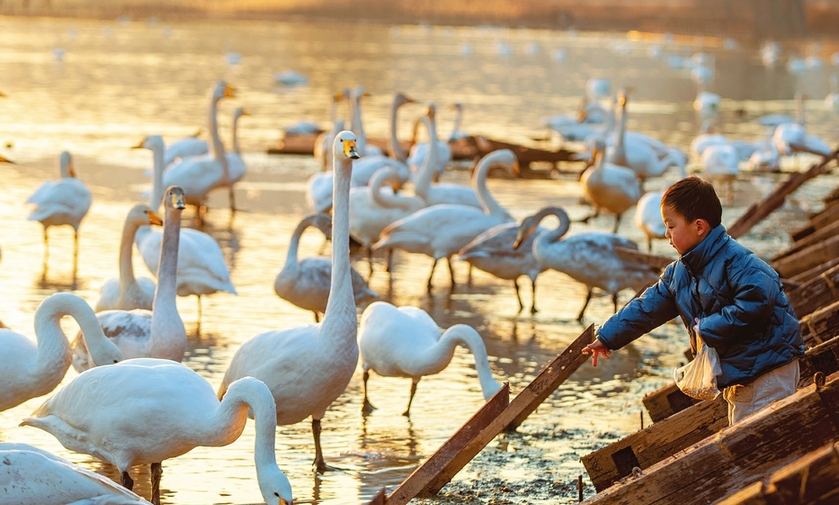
xmin=660 ymin=176 xmax=722 ymax=227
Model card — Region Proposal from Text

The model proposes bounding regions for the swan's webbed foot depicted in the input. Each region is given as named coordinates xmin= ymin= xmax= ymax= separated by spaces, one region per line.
xmin=362 ymin=398 xmax=377 ymax=416
xmin=530 ymin=303 xmax=538 ymax=314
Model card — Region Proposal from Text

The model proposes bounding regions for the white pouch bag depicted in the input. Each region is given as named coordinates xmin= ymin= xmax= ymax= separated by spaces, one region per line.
xmin=673 ymin=336 xmax=722 ymax=400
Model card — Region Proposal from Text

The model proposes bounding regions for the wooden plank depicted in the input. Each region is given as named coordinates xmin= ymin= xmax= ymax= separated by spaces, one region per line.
xmin=790 ymin=202 xmax=839 ymax=242
xmin=772 ymin=233 xmax=839 ymax=279
xmin=383 ymin=326 xmax=595 ymax=503
xmin=773 ymin=218 xmax=839 ymax=263
xmin=641 ymin=382 xmax=701 ymax=423
xmin=367 ymin=488 xmax=387 ymax=505
xmin=787 ymin=263 xmax=839 ymax=317
xmin=800 ymin=298 xmax=839 ymax=345
xmin=581 ymin=372 xmax=839 ymax=505
xmin=613 ymin=247 xmax=673 ymax=272
xmin=789 ymin=257 xmax=839 ymax=285
xmin=727 ymin=148 xmax=839 ymax=240
xmin=718 ymin=442 xmax=839 ymax=505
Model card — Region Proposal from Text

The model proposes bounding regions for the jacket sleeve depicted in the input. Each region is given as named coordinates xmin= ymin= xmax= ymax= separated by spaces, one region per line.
xmin=597 ymin=265 xmax=679 ymax=350
xmin=696 ymin=258 xmax=779 ymax=349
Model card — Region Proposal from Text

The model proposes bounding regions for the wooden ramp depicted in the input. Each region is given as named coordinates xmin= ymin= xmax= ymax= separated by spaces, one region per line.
xmin=366 ymin=326 xmax=595 ymax=504
xmin=581 ymin=371 xmax=839 ymax=504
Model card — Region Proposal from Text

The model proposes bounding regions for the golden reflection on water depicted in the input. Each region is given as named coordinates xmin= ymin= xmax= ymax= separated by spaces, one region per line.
xmin=1 ymin=14 xmax=838 ymax=505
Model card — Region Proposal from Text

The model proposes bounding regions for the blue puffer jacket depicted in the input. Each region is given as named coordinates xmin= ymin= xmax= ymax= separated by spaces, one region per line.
xmin=597 ymin=225 xmax=804 ymax=389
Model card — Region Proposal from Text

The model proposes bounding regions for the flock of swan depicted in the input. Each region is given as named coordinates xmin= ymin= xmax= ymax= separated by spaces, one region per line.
xmin=1 ymin=63 xmax=836 ymax=504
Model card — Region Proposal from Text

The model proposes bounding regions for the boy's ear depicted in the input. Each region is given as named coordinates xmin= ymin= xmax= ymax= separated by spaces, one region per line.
xmin=695 ymin=218 xmax=710 ymax=237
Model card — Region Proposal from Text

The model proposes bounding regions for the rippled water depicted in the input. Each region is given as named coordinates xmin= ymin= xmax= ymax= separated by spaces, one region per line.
xmin=0 ymin=14 xmax=838 ymax=505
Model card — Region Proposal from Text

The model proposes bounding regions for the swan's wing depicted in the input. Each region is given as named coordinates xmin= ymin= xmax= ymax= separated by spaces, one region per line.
xmin=27 ymin=180 xmax=91 ymax=221
xmin=162 ymin=156 xmax=223 ymax=197
xmin=306 ymin=171 xmax=334 ymax=213
xmin=613 ymin=246 xmax=673 ymax=272
xmin=164 ymin=137 xmax=209 ymax=166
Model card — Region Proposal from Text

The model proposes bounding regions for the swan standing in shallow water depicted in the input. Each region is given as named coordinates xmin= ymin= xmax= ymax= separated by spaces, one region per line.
xmin=22 ymin=359 xmax=293 ymax=505
xmin=134 ymin=134 xmax=237 ymax=323
xmin=219 ymin=131 xmax=361 ymax=474
xmin=373 ymin=149 xmax=518 ymax=289
xmin=0 ymin=292 xmax=123 ymax=413
xmin=274 ymin=212 xmax=378 ymax=322
xmin=72 ymin=186 xmax=187 ymax=370
xmin=0 ymin=443 xmax=152 ymax=505
xmin=515 ymin=206 xmax=661 ymax=321
xmin=455 ymin=220 xmax=546 ymax=313
xmin=217 ymin=106 xmax=250 ymax=212
xmin=580 ymin=138 xmax=642 ymax=233
xmin=26 ymin=151 xmax=92 ymax=270
xmin=95 ymin=204 xmax=162 ymax=312
xmin=359 ymin=301 xmax=502 ymax=416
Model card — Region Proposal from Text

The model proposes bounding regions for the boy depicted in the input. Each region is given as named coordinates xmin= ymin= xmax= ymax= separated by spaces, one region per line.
xmin=582 ymin=176 xmax=804 ymax=425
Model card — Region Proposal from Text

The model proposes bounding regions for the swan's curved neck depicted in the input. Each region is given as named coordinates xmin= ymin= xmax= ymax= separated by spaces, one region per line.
xmin=534 ymin=208 xmax=571 ymax=248
xmin=350 ymin=93 xmax=368 ymax=156
xmin=388 ymin=99 xmax=408 ymax=163
xmin=370 ymin=169 xmax=411 ymax=210
xmin=612 ymin=98 xmax=628 ymax=161
xmin=118 ymin=219 xmax=141 ymax=294
xmin=321 ymin=152 xmax=357 ymax=340
xmin=447 ymin=107 xmax=463 ymax=142
xmin=412 ymin=116 xmax=438 ymax=199
xmin=149 ymin=202 xmax=184 ymax=351
xmin=283 ymin=216 xmax=315 ymax=270
xmin=440 ymin=325 xmax=500 ymax=400
xmin=149 ymin=142 xmax=165 ymax=211
xmin=232 ymin=114 xmax=243 ymax=156
xmin=472 ymin=153 xmax=510 ymax=219
xmin=208 ymin=95 xmax=229 ymax=176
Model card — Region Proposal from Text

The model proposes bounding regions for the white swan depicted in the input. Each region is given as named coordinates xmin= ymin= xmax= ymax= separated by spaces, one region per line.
xmin=373 ymin=149 xmax=517 ymax=289
xmin=22 ymin=359 xmax=293 ymax=505
xmin=162 ymin=80 xmax=235 ymax=216
xmin=410 ymin=106 xmax=482 ymax=208
xmin=134 ymin=134 xmax=237 ymax=322
xmin=514 ymin=206 xmax=661 ymax=321
xmin=407 ymin=102 xmax=455 ymax=181
xmin=358 ymin=301 xmax=502 ymax=416
xmin=73 ymin=186 xmax=187 ymax=371
xmin=0 ymin=292 xmax=123 ymax=412
xmin=219 ymin=131 xmax=361 ymax=474
xmin=689 ymin=120 xmax=729 ymax=159
xmin=701 ymin=143 xmax=740 ymax=205
xmin=26 ymin=151 xmax=92 ymax=269
xmin=163 ymin=129 xmax=207 ymax=167
xmin=94 ymin=204 xmax=162 ymax=312
xmin=313 ymin=89 xmax=349 ymax=171
xmin=455 ymin=220 xmax=546 ymax=313
xmin=218 ymin=106 xmax=250 ymax=211
xmin=274 ymin=212 xmax=378 ymax=322
xmin=633 ymin=191 xmax=666 ymax=251
xmin=349 ymin=85 xmax=383 ymax=157
xmin=0 ymin=443 xmax=151 ymax=505
xmin=306 ymin=91 xmax=414 ymax=213
xmin=349 ymin=165 xmax=426 ymax=268
xmin=580 ymin=138 xmax=642 ymax=233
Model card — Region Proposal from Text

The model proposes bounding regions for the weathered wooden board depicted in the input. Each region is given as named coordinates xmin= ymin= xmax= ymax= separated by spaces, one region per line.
xmin=641 ymin=382 xmax=700 ymax=423
xmin=772 ymin=233 xmax=839 ymax=279
xmin=800 ymin=298 xmax=839 ymax=345
xmin=581 ymin=372 xmax=839 ymax=505
xmin=586 ymin=334 xmax=839 ymax=491
xmin=381 ymin=326 xmax=595 ymax=504
xmin=787 ymin=263 xmax=839 ymax=317
xmin=790 ymin=202 xmax=839 ymax=242
xmin=717 ymin=441 xmax=839 ymax=505
xmin=789 ymin=257 xmax=839 ymax=285
xmin=727 ymin=149 xmax=839 ymax=240
xmin=773 ymin=218 xmax=839 ymax=263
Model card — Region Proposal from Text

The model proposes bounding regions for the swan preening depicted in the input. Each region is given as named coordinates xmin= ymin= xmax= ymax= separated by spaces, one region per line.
xmin=373 ymin=149 xmax=518 ymax=289
xmin=0 ymin=292 xmax=123 ymax=413
xmin=359 ymin=301 xmax=502 ymax=416
xmin=73 ymin=186 xmax=187 ymax=370
xmin=514 ymin=206 xmax=661 ymax=321
xmin=274 ymin=212 xmax=379 ymax=322
xmin=22 ymin=359 xmax=293 ymax=505
xmin=0 ymin=443 xmax=152 ymax=505
xmin=26 ymin=151 xmax=92 ymax=269
xmin=94 ymin=203 xmax=162 ymax=312
xmin=220 ymin=131 xmax=361 ymax=474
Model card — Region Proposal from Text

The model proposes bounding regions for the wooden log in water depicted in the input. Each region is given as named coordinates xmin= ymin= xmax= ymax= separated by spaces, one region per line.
xmin=772 ymin=233 xmax=839 ymax=279
xmin=581 ymin=371 xmax=839 ymax=505
xmin=787 ymin=263 xmax=839 ymax=317
xmin=717 ymin=441 xmax=839 ymax=505
xmin=727 ymin=149 xmax=839 ymax=240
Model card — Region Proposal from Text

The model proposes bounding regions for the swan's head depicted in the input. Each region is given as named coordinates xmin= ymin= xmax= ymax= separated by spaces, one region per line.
xmin=617 ymin=89 xmax=628 ymax=108
xmin=483 ymin=149 xmax=519 ymax=177
xmin=259 ymin=471 xmax=294 ymax=505
xmin=352 ymin=85 xmax=371 ymax=100
xmin=449 ymin=102 xmax=463 ymax=113
xmin=592 ymin=138 xmax=607 ymax=158
xmin=309 ymin=213 xmax=332 ymax=238
xmin=164 ymin=186 xmax=187 ymax=210
xmin=0 ymin=89 xmax=5 ymax=97
xmin=334 ymin=131 xmax=360 ymax=160
xmin=234 ymin=107 xmax=251 ymax=120
xmin=213 ymin=80 xmax=236 ymax=101
xmin=58 ymin=151 xmax=76 ymax=178
xmin=513 ymin=216 xmax=540 ymax=249
xmin=332 ymin=89 xmax=349 ymax=102
xmin=132 ymin=135 xmax=164 ymax=152
xmin=126 ymin=203 xmax=163 ymax=227
xmin=395 ymin=92 xmax=415 ymax=108
xmin=424 ymin=102 xmax=437 ymax=120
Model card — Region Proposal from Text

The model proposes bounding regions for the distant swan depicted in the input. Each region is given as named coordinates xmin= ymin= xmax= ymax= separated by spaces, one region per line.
xmin=26 ymin=151 xmax=92 ymax=269
xmin=373 ymin=149 xmax=518 ymax=289
xmin=22 ymin=359 xmax=293 ymax=505
xmin=0 ymin=292 xmax=123 ymax=412
xmin=163 ymin=129 xmax=207 ymax=167
xmin=220 ymin=131 xmax=361 ymax=474
xmin=0 ymin=443 xmax=151 ymax=505
xmin=274 ymin=212 xmax=378 ymax=322
xmin=358 ymin=301 xmax=502 ymax=416
xmin=633 ymin=191 xmax=666 ymax=251
xmin=72 ymin=186 xmax=187 ymax=371
xmin=580 ymin=138 xmax=642 ymax=233
xmin=94 ymin=203 xmax=162 ymax=312
xmin=515 ymin=206 xmax=661 ymax=321
xmin=218 ymin=106 xmax=250 ymax=212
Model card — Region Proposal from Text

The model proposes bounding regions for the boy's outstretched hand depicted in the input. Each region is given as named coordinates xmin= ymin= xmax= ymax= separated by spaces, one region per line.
xmin=582 ymin=338 xmax=611 ymax=367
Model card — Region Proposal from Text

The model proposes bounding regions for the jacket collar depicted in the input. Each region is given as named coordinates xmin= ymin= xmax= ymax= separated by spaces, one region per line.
xmin=680 ymin=224 xmax=728 ymax=274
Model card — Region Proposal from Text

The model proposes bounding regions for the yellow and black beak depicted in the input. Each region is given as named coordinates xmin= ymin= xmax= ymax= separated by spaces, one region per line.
xmin=344 ymin=139 xmax=360 ymax=159
xmin=131 ymin=138 xmax=146 ymax=150
xmin=147 ymin=210 xmax=163 ymax=226
xmin=224 ymin=84 xmax=237 ymax=98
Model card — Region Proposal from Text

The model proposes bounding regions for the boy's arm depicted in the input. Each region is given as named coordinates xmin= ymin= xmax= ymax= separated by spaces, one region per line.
xmin=696 ymin=263 xmax=779 ymax=348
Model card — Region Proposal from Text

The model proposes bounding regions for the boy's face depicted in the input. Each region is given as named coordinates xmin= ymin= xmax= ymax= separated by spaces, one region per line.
xmin=661 ymin=204 xmax=709 ymax=255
